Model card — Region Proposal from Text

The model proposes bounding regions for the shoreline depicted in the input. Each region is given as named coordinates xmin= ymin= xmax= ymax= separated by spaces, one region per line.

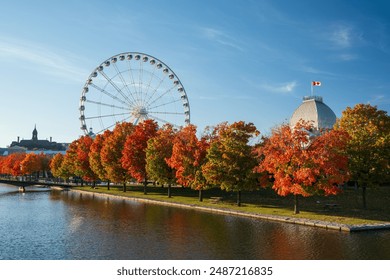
xmin=58 ymin=187 xmax=390 ymax=233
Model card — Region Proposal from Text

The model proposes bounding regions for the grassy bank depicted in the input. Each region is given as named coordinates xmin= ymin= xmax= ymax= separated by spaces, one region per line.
xmin=73 ymin=184 xmax=390 ymax=226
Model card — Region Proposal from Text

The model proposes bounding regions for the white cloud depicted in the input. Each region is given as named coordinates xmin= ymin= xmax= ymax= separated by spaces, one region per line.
xmin=331 ymin=25 xmax=353 ymax=48
xmin=200 ymin=27 xmax=244 ymax=52
xmin=259 ymin=81 xmax=298 ymax=94
xmin=0 ymin=37 xmax=88 ymax=82
xmin=337 ymin=53 xmax=358 ymax=61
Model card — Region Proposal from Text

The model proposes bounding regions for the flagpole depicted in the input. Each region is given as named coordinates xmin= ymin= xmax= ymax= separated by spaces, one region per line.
xmin=311 ymin=81 xmax=313 ymax=96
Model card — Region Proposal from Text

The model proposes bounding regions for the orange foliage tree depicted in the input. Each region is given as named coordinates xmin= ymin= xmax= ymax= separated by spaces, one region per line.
xmin=2 ymin=153 xmax=26 ymax=177
xmin=20 ymin=153 xmax=41 ymax=178
xmin=121 ymin=120 xmax=158 ymax=194
xmin=50 ymin=153 xmax=66 ymax=181
xmin=202 ymin=121 xmax=260 ymax=206
xmin=257 ymin=120 xmax=350 ymax=214
xmin=38 ymin=153 xmax=51 ymax=178
xmin=101 ymin=122 xmax=134 ymax=192
xmin=166 ymin=124 xmax=210 ymax=201
xmin=89 ymin=130 xmax=112 ymax=189
xmin=145 ymin=124 xmax=177 ymax=198
xmin=74 ymin=136 xmax=98 ymax=183
xmin=62 ymin=136 xmax=98 ymax=184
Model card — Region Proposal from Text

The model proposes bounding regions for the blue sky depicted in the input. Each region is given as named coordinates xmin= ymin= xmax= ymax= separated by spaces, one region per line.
xmin=0 ymin=0 xmax=389 ymax=147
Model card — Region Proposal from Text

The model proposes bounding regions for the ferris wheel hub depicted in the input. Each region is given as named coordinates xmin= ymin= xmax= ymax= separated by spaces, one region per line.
xmin=132 ymin=106 xmax=148 ymax=118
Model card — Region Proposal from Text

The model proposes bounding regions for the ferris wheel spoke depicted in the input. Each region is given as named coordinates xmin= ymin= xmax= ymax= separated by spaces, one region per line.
xmin=126 ymin=61 xmax=141 ymax=106
xmin=138 ymin=58 xmax=146 ymax=105
xmin=84 ymin=112 xmax=129 ymax=120
xmin=143 ymin=66 xmax=158 ymax=102
xmin=148 ymin=99 xmax=181 ymax=111
xmin=90 ymin=83 xmax=128 ymax=106
xmin=85 ymin=99 xmax=129 ymax=111
xmin=98 ymin=69 xmax=135 ymax=107
xmin=144 ymin=76 xmax=166 ymax=106
xmin=147 ymin=84 xmax=177 ymax=107
xmin=148 ymin=111 xmax=185 ymax=115
xmin=94 ymin=117 xmax=129 ymax=134
xmin=148 ymin=114 xmax=180 ymax=128
xmin=112 ymin=63 xmax=139 ymax=107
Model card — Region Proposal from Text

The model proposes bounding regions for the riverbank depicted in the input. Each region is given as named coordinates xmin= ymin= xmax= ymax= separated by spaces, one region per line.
xmin=63 ymin=186 xmax=390 ymax=232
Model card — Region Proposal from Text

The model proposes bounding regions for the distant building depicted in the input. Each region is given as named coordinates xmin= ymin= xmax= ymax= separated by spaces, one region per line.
xmin=290 ymin=96 xmax=336 ymax=131
xmin=8 ymin=125 xmax=67 ymax=154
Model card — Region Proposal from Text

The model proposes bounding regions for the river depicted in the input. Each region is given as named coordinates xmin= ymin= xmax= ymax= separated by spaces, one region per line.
xmin=0 ymin=183 xmax=389 ymax=260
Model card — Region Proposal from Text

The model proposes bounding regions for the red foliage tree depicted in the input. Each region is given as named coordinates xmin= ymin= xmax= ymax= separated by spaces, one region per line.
xmin=257 ymin=120 xmax=350 ymax=214
xmin=121 ymin=120 xmax=158 ymax=194
xmin=166 ymin=124 xmax=211 ymax=201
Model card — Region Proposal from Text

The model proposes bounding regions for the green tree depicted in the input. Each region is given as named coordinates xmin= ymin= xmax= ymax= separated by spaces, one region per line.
xmin=335 ymin=104 xmax=390 ymax=209
xmin=202 ymin=121 xmax=260 ymax=206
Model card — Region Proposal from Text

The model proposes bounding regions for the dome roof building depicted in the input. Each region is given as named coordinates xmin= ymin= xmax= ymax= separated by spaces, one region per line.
xmin=290 ymin=96 xmax=336 ymax=130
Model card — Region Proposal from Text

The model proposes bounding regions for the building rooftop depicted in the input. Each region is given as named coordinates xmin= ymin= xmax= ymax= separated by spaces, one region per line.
xmin=290 ymin=96 xmax=336 ymax=130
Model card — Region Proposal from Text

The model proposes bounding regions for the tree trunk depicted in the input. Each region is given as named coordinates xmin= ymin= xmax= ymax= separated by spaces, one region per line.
xmin=123 ymin=182 xmax=126 ymax=192
xmin=237 ymin=190 xmax=241 ymax=207
xmin=362 ymin=185 xmax=367 ymax=209
xmin=107 ymin=180 xmax=110 ymax=191
xmin=199 ymin=189 xmax=203 ymax=202
xmin=168 ymin=184 xmax=172 ymax=198
xmin=294 ymin=194 xmax=300 ymax=214
xmin=143 ymin=178 xmax=147 ymax=195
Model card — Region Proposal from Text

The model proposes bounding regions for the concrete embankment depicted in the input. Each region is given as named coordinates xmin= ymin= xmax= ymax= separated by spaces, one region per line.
xmin=64 ymin=188 xmax=390 ymax=233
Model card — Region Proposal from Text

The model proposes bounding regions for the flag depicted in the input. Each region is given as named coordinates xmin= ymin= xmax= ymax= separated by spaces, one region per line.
xmin=312 ymin=81 xmax=321 ymax=86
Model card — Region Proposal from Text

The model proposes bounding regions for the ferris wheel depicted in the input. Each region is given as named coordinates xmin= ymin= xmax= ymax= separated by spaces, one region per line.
xmin=79 ymin=52 xmax=190 ymax=135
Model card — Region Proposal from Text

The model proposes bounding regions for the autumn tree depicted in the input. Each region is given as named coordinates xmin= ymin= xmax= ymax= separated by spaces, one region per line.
xmin=202 ymin=121 xmax=260 ymax=206
xmin=257 ymin=120 xmax=350 ymax=214
xmin=121 ymin=120 xmax=158 ymax=194
xmin=166 ymin=124 xmax=210 ymax=201
xmin=50 ymin=153 xmax=67 ymax=181
xmin=101 ymin=122 xmax=134 ymax=192
xmin=335 ymin=104 xmax=390 ymax=209
xmin=20 ymin=153 xmax=41 ymax=178
xmin=63 ymin=136 xmax=98 ymax=185
xmin=38 ymin=153 xmax=51 ymax=178
xmin=0 ymin=156 xmax=5 ymax=175
xmin=89 ymin=130 xmax=112 ymax=189
xmin=2 ymin=153 xmax=26 ymax=177
xmin=146 ymin=124 xmax=177 ymax=198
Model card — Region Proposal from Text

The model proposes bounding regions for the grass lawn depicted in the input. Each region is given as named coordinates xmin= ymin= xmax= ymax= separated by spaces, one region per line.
xmin=73 ymin=183 xmax=390 ymax=226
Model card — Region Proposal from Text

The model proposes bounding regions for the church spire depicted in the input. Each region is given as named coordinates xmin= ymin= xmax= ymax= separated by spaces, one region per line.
xmin=32 ymin=124 xmax=38 ymax=141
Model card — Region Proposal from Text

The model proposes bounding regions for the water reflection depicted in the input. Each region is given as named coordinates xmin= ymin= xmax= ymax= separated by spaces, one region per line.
xmin=0 ymin=185 xmax=389 ymax=260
